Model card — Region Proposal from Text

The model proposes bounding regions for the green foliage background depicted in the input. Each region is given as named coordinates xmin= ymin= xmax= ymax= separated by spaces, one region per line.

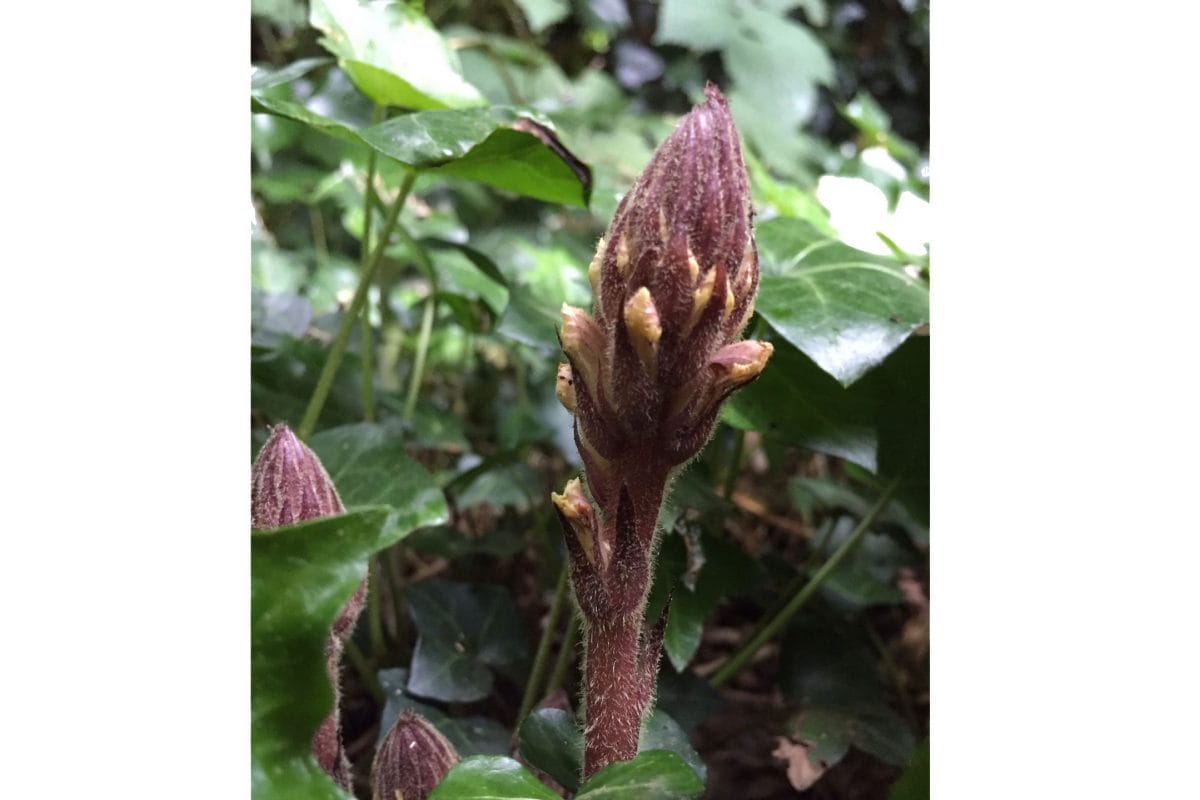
xmin=251 ymin=1 xmax=928 ymax=797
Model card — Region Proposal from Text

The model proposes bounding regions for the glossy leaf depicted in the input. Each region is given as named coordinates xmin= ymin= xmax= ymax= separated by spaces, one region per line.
xmin=251 ymin=508 xmax=394 ymax=799
xmin=308 ymin=422 xmax=450 ymax=536
xmin=722 ymin=336 xmax=879 ymax=471
xmin=874 ymin=337 xmax=930 ymax=523
xmin=406 ymin=578 xmax=529 ymax=702
xmin=309 ymin=0 xmax=484 ymax=110
xmin=251 ymin=58 xmax=333 ymax=92
xmin=517 ymin=708 xmax=583 ymax=792
xmin=638 ymin=710 xmax=707 ymax=783
xmin=663 ymin=534 xmax=758 ymax=671
xmin=755 ymin=217 xmax=929 ymax=386
xmin=359 ymin=107 xmax=591 ymax=207
xmin=575 ymin=750 xmax=704 ymax=798
xmin=428 ymin=756 xmax=560 ymax=800
xmin=514 ymin=0 xmax=570 ymax=33
xmin=251 ymin=94 xmax=363 ymax=144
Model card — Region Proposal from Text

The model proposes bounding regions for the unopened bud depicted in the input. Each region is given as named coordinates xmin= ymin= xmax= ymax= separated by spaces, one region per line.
xmin=559 ymin=304 xmax=605 ymax=402
xmin=251 ymin=424 xmax=343 ymax=528
xmin=371 ymin=710 xmax=460 ymax=800
xmin=560 ymin=84 xmax=771 ymax=472
xmin=552 ymin=478 xmax=608 ymax=570
xmin=709 ymin=340 xmax=774 ymax=397
xmin=555 ymin=362 xmax=577 ymax=414
xmin=622 ymin=287 xmax=662 ymax=375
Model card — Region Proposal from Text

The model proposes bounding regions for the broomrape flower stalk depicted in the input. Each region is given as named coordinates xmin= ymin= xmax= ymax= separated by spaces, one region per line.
xmin=251 ymin=424 xmax=367 ymax=792
xmin=552 ymin=84 xmax=772 ymax=778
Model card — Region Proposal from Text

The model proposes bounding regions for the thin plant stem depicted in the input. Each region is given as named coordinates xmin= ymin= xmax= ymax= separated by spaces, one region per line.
xmin=737 ymin=519 xmax=837 ymax=651
xmin=297 ymin=170 xmax=416 ymax=439
xmin=385 ymin=545 xmax=408 ymax=645
xmin=546 ymin=614 xmax=578 ymax=695
xmin=709 ymin=475 xmax=903 ymax=689
xmin=517 ymin=565 xmax=570 ymax=722
xmin=344 ymin=639 xmax=385 ymax=704
xmin=404 ymin=294 xmax=436 ymax=422
xmin=396 ymin=222 xmax=439 ymax=422
xmin=722 ymin=428 xmax=746 ymax=499
xmin=359 ymin=106 xmax=384 ymax=423
xmin=367 ymin=556 xmax=387 ymax=660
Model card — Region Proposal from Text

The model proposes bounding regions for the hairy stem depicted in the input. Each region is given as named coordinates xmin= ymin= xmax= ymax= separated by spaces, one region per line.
xmin=582 ymin=612 xmax=644 ymax=776
xmin=518 ymin=565 xmax=570 ymax=722
xmin=298 ymin=170 xmax=416 ymax=439
xmin=709 ymin=475 xmax=903 ymax=688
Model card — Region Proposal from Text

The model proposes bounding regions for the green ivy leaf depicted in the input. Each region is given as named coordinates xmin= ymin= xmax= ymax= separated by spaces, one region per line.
xmin=780 ymin=614 xmax=915 ymax=768
xmin=251 ymin=93 xmax=364 ymax=144
xmin=406 ymin=579 xmax=530 ymax=702
xmin=888 ymin=737 xmax=930 ymax=800
xmin=309 ymin=0 xmax=484 ymax=110
xmin=428 ymin=756 xmax=561 ymax=800
xmin=251 ymin=58 xmax=333 ymax=92
xmin=518 ymin=708 xmax=584 ymax=792
xmin=874 ymin=337 xmax=929 ymax=523
xmin=575 ymin=751 xmax=704 ymax=798
xmin=722 ymin=337 xmax=879 ymax=471
xmin=514 ymin=0 xmax=570 ymax=33
xmin=638 ymin=710 xmax=707 ymax=783
xmin=308 ymin=422 xmax=450 ymax=536
xmin=251 ymin=508 xmax=397 ymax=799
xmin=755 ymin=218 xmax=929 ymax=386
xmin=663 ymin=534 xmax=758 ymax=671
xmin=791 ymin=705 xmax=915 ymax=768
xmin=359 ymin=107 xmax=591 ymax=207
xmin=654 ymin=0 xmax=732 ymax=50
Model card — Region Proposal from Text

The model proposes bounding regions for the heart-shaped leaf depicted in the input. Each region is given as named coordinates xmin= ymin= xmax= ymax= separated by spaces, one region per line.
xmin=575 ymin=750 xmax=704 ymax=799
xmin=518 ymin=708 xmax=584 ymax=791
xmin=307 ymin=422 xmax=450 ymax=536
xmin=755 ymin=217 xmax=929 ymax=386
xmin=359 ymin=107 xmax=591 ymax=207
xmin=406 ymin=579 xmax=529 ymax=702
xmin=310 ymin=0 xmax=485 ymax=110
xmin=252 ymin=507 xmax=404 ymax=799
xmin=428 ymin=756 xmax=561 ymax=800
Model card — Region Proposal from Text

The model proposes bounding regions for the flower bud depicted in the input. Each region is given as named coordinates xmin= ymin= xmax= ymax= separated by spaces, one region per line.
xmin=371 ymin=710 xmax=460 ymax=800
xmin=251 ymin=424 xmax=343 ymax=528
xmin=559 ymin=83 xmax=772 ymax=473
xmin=551 ymin=478 xmax=608 ymax=571
xmin=555 ymin=362 xmax=577 ymax=414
